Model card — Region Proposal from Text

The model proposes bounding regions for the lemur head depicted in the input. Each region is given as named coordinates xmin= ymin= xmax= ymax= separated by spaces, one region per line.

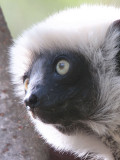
xmin=9 ymin=5 xmax=120 ymax=136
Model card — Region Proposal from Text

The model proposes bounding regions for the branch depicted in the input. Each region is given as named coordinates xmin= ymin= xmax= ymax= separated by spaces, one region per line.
xmin=0 ymin=7 xmax=49 ymax=160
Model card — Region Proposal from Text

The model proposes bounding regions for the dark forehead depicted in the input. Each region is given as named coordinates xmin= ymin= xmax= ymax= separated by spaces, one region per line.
xmin=33 ymin=48 xmax=89 ymax=65
xmin=29 ymin=49 xmax=91 ymax=76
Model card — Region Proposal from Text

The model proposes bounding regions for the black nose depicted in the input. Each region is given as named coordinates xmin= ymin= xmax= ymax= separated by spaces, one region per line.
xmin=24 ymin=94 xmax=38 ymax=109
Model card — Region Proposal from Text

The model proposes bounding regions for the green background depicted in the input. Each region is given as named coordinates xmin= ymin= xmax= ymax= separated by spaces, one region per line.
xmin=0 ymin=0 xmax=120 ymax=38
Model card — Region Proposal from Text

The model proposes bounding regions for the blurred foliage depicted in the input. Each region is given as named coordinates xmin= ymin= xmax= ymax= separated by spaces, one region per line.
xmin=0 ymin=0 xmax=120 ymax=38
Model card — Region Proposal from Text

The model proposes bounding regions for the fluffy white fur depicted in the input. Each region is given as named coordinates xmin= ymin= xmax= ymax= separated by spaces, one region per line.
xmin=28 ymin=112 xmax=113 ymax=160
xmin=9 ymin=4 xmax=120 ymax=159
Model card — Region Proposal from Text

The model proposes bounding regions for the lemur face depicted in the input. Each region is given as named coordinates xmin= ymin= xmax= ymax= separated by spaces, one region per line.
xmin=24 ymin=49 xmax=97 ymax=126
xmin=9 ymin=5 xmax=120 ymax=136
xmin=21 ymin=19 xmax=120 ymax=132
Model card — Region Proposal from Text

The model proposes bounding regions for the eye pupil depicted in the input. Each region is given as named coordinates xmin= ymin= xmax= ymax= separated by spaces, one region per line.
xmin=58 ymin=62 xmax=65 ymax=70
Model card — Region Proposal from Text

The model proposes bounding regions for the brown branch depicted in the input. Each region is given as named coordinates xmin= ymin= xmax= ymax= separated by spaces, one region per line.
xmin=0 ymin=7 xmax=49 ymax=160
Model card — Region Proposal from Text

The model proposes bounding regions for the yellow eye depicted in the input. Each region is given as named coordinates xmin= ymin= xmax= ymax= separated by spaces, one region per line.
xmin=56 ymin=60 xmax=70 ymax=75
xmin=24 ymin=78 xmax=29 ymax=91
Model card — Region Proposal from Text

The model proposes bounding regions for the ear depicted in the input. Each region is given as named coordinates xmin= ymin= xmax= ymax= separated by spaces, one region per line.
xmin=111 ymin=20 xmax=120 ymax=73
xmin=103 ymin=20 xmax=120 ymax=73
xmin=105 ymin=20 xmax=120 ymax=48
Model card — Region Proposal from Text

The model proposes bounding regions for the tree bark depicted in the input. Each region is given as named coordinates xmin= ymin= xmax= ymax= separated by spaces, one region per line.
xmin=0 ymin=7 xmax=49 ymax=160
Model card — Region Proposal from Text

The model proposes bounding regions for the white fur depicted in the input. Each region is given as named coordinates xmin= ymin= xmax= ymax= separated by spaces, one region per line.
xmin=9 ymin=4 xmax=120 ymax=159
xmin=28 ymin=111 xmax=113 ymax=160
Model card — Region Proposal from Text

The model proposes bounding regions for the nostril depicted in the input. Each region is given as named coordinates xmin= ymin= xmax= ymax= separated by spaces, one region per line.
xmin=24 ymin=94 xmax=38 ymax=108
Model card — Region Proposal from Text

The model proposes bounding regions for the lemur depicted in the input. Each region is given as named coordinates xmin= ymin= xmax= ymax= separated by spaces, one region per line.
xmin=9 ymin=5 xmax=120 ymax=160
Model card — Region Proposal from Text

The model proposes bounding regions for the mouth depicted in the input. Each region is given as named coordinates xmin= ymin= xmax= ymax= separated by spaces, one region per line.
xmin=30 ymin=109 xmax=94 ymax=134
xmin=26 ymin=106 xmax=88 ymax=131
xmin=25 ymin=94 xmax=96 ymax=130
xmin=26 ymin=104 xmax=97 ymax=135
xmin=26 ymin=104 xmax=66 ymax=124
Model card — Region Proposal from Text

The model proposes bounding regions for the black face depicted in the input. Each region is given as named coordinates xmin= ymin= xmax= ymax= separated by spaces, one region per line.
xmin=24 ymin=49 xmax=97 ymax=128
